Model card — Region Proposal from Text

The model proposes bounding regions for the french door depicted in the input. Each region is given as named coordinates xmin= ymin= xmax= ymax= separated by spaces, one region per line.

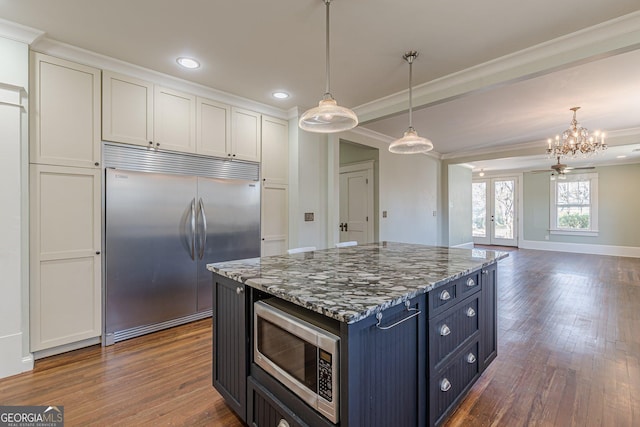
xmin=472 ymin=177 xmax=518 ymax=246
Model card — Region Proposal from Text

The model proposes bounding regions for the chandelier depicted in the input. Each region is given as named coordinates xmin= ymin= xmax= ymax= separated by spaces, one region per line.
xmin=546 ymin=107 xmax=606 ymax=158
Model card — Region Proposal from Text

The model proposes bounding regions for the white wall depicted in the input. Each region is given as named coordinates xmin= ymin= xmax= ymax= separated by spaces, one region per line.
xmin=0 ymin=35 xmax=33 ymax=378
xmin=336 ymin=130 xmax=439 ymax=246
xmin=447 ymin=165 xmax=473 ymax=247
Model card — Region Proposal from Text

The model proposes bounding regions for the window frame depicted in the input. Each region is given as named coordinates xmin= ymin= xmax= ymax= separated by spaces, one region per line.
xmin=549 ymin=172 xmax=599 ymax=236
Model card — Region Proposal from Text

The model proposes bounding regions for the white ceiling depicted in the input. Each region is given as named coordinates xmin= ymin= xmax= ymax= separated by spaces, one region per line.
xmin=1 ymin=0 xmax=639 ymax=171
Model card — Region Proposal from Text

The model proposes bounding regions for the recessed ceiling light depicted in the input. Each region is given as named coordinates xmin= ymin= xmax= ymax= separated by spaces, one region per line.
xmin=272 ymin=92 xmax=290 ymax=99
xmin=617 ymin=155 xmax=627 ymax=159
xmin=176 ymin=57 xmax=200 ymax=69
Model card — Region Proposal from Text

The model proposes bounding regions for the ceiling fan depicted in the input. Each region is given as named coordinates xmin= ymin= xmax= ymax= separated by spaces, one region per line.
xmin=532 ymin=156 xmax=595 ymax=176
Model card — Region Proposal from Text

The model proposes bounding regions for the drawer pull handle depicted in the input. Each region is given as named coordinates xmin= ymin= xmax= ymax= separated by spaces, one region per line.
xmin=466 ymin=353 xmax=477 ymax=364
xmin=439 ymin=290 xmax=451 ymax=301
xmin=277 ymin=420 xmax=290 ymax=427
xmin=440 ymin=324 xmax=451 ymax=336
xmin=376 ymin=301 xmax=421 ymax=330
xmin=440 ymin=378 xmax=452 ymax=392
xmin=466 ymin=307 xmax=476 ymax=317
xmin=466 ymin=278 xmax=475 ymax=287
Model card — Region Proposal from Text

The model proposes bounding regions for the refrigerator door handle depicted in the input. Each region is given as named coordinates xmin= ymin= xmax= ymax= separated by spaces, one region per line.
xmin=198 ymin=198 xmax=207 ymax=260
xmin=190 ymin=198 xmax=196 ymax=260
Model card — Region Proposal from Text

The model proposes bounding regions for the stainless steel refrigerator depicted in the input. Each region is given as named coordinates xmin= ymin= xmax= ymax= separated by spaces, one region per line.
xmin=103 ymin=144 xmax=260 ymax=344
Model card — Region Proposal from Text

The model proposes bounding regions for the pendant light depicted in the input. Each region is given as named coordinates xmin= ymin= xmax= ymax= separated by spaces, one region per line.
xmin=299 ymin=0 xmax=358 ymax=133
xmin=388 ymin=51 xmax=433 ymax=154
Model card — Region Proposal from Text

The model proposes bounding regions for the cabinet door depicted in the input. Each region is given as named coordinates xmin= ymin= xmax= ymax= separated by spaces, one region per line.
xmin=261 ymin=115 xmax=289 ymax=185
xmin=261 ymin=183 xmax=288 ymax=256
xmin=102 ymin=70 xmax=153 ymax=146
xmin=213 ymin=276 xmax=247 ymax=422
xmin=30 ymin=53 xmax=101 ymax=168
xmin=154 ymin=86 xmax=196 ymax=153
xmin=480 ymin=263 xmax=498 ymax=370
xmin=231 ymin=107 xmax=261 ymax=162
xmin=30 ymin=165 xmax=101 ymax=351
xmin=344 ymin=295 xmax=426 ymax=427
xmin=196 ymin=97 xmax=230 ymax=158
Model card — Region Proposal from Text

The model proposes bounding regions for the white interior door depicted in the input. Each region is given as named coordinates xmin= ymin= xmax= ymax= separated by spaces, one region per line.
xmin=472 ymin=177 xmax=518 ymax=246
xmin=339 ymin=166 xmax=373 ymax=244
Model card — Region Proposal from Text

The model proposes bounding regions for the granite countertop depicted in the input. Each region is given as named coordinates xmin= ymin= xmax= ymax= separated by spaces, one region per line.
xmin=207 ymin=242 xmax=508 ymax=324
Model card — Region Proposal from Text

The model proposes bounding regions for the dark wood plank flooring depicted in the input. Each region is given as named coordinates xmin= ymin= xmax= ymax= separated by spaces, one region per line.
xmin=1 ymin=248 xmax=638 ymax=426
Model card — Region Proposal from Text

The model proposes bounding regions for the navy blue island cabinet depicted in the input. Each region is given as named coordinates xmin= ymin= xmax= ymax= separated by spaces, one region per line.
xmin=209 ymin=243 xmax=503 ymax=427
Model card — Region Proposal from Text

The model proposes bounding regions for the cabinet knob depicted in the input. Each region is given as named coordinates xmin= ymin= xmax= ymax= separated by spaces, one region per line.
xmin=149 ymin=141 xmax=153 ymax=145
xmin=440 ymin=324 xmax=451 ymax=336
xmin=228 ymin=153 xmax=232 ymax=157
xmin=94 ymin=162 xmax=99 ymax=166
xmin=439 ymin=290 xmax=451 ymax=301
xmin=466 ymin=353 xmax=477 ymax=364
xmin=277 ymin=420 xmax=290 ymax=427
xmin=440 ymin=378 xmax=452 ymax=392
xmin=156 ymin=142 xmax=160 ymax=147
xmin=466 ymin=307 xmax=476 ymax=318
xmin=95 ymin=251 xmax=101 ymax=255
xmin=466 ymin=278 xmax=475 ymax=287
xmin=232 ymin=154 xmax=236 ymax=157
xmin=236 ymin=287 xmax=244 ymax=295
xmin=482 ymin=269 xmax=488 ymax=275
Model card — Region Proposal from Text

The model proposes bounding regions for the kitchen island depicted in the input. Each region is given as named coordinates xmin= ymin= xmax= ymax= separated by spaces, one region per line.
xmin=207 ymin=242 xmax=507 ymax=427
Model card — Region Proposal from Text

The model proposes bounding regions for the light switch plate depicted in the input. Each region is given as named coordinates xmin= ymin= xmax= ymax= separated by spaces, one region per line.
xmin=304 ymin=212 xmax=314 ymax=222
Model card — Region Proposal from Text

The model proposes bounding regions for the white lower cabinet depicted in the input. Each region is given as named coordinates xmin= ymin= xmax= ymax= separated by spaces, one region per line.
xmin=261 ymin=183 xmax=288 ymax=256
xmin=30 ymin=164 xmax=102 ymax=352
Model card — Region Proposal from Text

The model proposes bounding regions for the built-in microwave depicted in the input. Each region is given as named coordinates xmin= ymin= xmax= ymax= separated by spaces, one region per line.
xmin=254 ymin=299 xmax=340 ymax=424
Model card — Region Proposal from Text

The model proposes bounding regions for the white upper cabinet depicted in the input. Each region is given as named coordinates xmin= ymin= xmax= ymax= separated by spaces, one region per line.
xmin=102 ymin=71 xmax=153 ymax=147
xmin=153 ymin=86 xmax=196 ymax=153
xmin=196 ymin=97 xmax=230 ymax=158
xmin=261 ymin=115 xmax=289 ymax=185
xmin=30 ymin=53 xmax=101 ymax=168
xmin=231 ymin=107 xmax=261 ymax=162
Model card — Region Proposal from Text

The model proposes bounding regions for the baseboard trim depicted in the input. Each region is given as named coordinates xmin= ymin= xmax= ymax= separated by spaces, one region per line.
xmin=519 ymin=239 xmax=640 ymax=258
xmin=453 ymin=241 xmax=475 ymax=249
xmin=0 ymin=332 xmax=32 ymax=379
xmin=33 ymin=336 xmax=101 ymax=360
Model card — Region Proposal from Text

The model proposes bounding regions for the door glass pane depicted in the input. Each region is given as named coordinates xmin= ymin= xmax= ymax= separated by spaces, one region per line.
xmin=472 ymin=182 xmax=487 ymax=238
xmin=493 ymin=180 xmax=515 ymax=240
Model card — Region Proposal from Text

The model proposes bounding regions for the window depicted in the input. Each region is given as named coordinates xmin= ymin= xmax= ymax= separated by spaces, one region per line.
xmin=550 ymin=173 xmax=598 ymax=236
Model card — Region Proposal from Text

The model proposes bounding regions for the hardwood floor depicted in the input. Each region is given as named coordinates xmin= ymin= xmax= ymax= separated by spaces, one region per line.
xmin=0 ymin=319 xmax=243 ymax=426
xmin=1 ymin=248 xmax=638 ymax=426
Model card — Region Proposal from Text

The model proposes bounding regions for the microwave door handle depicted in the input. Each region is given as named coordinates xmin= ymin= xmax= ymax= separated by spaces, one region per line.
xmin=198 ymin=198 xmax=207 ymax=260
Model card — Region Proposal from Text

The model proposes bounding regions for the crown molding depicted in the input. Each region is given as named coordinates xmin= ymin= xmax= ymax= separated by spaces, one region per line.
xmin=0 ymin=18 xmax=44 ymax=44
xmin=30 ymin=37 xmax=289 ymax=120
xmin=355 ymin=11 xmax=640 ymax=124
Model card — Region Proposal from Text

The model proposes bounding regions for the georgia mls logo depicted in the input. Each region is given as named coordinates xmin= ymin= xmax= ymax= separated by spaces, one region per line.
xmin=0 ymin=405 xmax=64 ymax=426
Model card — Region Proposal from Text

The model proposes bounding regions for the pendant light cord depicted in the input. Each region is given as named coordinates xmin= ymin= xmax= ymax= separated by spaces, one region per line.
xmin=325 ymin=0 xmax=331 ymax=97
xmin=408 ymin=56 xmax=413 ymax=129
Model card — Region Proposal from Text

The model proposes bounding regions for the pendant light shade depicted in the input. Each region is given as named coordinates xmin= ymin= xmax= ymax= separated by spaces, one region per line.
xmin=388 ymin=51 xmax=433 ymax=154
xmin=299 ymin=0 xmax=358 ymax=133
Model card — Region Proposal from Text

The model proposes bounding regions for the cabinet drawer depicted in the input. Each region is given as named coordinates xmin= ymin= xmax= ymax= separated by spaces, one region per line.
xmin=248 ymin=377 xmax=308 ymax=427
xmin=429 ymin=271 xmax=481 ymax=318
xmin=429 ymin=296 xmax=480 ymax=367
xmin=458 ymin=270 xmax=481 ymax=299
xmin=430 ymin=340 xmax=481 ymax=427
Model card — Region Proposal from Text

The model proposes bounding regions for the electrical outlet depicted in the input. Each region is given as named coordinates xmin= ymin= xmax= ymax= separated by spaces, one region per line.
xmin=432 ymin=210 xmax=437 ymax=217
xmin=382 ymin=211 xmax=387 ymax=218
xmin=304 ymin=212 xmax=314 ymax=222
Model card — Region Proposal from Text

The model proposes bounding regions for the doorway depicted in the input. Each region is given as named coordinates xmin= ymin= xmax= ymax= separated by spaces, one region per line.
xmin=339 ymin=162 xmax=374 ymax=244
xmin=472 ymin=176 xmax=518 ymax=246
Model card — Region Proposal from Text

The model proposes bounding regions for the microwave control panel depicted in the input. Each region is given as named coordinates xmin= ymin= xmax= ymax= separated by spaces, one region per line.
xmin=318 ymin=349 xmax=333 ymax=401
